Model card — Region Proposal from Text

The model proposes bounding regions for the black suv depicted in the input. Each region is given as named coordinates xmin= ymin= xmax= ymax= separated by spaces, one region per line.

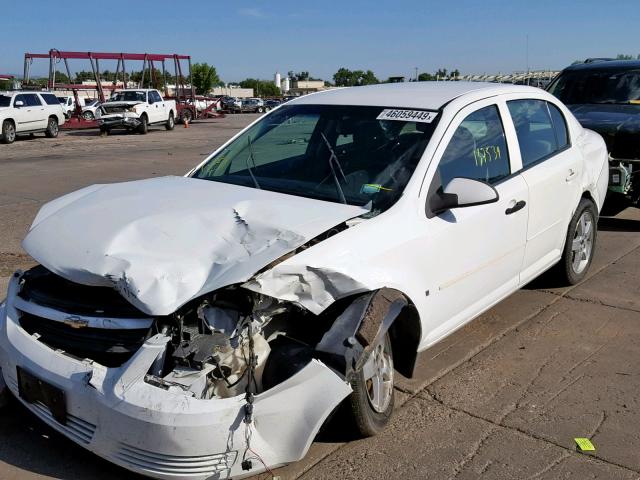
xmin=547 ymin=60 xmax=640 ymax=211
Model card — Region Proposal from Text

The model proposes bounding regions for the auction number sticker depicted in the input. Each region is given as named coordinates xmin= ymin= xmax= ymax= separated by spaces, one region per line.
xmin=377 ymin=109 xmax=438 ymax=123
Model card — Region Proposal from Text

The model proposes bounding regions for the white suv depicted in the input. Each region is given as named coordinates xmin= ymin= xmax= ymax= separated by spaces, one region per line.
xmin=0 ymin=91 xmax=66 ymax=144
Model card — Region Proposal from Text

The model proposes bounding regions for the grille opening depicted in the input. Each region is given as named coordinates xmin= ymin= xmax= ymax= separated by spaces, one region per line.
xmin=19 ymin=313 xmax=149 ymax=367
xmin=19 ymin=265 xmax=148 ymax=318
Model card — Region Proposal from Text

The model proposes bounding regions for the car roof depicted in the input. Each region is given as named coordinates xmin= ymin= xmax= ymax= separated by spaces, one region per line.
xmin=289 ymin=81 xmax=544 ymax=110
xmin=563 ymin=60 xmax=640 ymax=72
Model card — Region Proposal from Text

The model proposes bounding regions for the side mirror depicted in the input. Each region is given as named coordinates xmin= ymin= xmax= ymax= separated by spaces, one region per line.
xmin=14 ymin=100 xmax=24 ymax=107
xmin=430 ymin=177 xmax=499 ymax=216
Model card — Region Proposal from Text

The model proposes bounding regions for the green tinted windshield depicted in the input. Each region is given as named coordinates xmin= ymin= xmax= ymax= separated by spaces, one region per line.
xmin=192 ymin=104 xmax=438 ymax=214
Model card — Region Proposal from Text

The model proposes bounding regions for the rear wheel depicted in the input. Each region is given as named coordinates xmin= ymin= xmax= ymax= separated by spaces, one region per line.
xmin=553 ymin=198 xmax=597 ymax=285
xmin=137 ymin=114 xmax=148 ymax=134
xmin=82 ymin=111 xmax=95 ymax=121
xmin=45 ymin=117 xmax=59 ymax=138
xmin=180 ymin=109 xmax=193 ymax=124
xmin=1 ymin=120 xmax=16 ymax=144
xmin=348 ymin=332 xmax=395 ymax=436
xmin=257 ymin=107 xmax=264 ymax=113
xmin=165 ymin=112 xmax=175 ymax=130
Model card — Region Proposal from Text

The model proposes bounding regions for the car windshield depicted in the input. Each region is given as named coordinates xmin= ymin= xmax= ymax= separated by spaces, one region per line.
xmin=109 ymin=91 xmax=146 ymax=102
xmin=0 ymin=95 xmax=11 ymax=107
xmin=192 ymin=104 xmax=438 ymax=214
xmin=548 ymin=68 xmax=640 ymax=105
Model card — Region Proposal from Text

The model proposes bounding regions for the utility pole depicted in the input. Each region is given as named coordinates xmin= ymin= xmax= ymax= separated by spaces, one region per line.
xmin=415 ymin=67 xmax=418 ymax=82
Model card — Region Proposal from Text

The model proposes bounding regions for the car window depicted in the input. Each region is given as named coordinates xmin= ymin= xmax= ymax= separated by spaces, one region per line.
xmin=150 ymin=91 xmax=162 ymax=103
xmin=40 ymin=93 xmax=61 ymax=106
xmin=437 ymin=105 xmax=510 ymax=186
xmin=507 ymin=99 xmax=563 ymax=167
xmin=0 ymin=95 xmax=12 ymax=107
xmin=14 ymin=94 xmax=27 ymax=106
xmin=24 ymin=94 xmax=42 ymax=107
xmin=547 ymin=103 xmax=569 ymax=149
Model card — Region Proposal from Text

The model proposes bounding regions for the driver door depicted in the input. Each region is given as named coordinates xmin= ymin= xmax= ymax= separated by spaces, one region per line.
xmin=419 ymin=101 xmax=529 ymax=344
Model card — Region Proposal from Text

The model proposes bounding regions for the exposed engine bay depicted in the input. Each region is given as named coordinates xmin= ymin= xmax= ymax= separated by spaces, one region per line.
xmin=15 ymin=264 xmax=362 ymax=401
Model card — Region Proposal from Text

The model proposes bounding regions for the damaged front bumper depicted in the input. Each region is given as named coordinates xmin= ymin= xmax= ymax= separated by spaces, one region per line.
xmin=97 ymin=113 xmax=142 ymax=129
xmin=0 ymin=273 xmax=351 ymax=480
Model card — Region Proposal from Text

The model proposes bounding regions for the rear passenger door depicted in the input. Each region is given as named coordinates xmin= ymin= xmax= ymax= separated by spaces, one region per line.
xmin=506 ymin=99 xmax=581 ymax=280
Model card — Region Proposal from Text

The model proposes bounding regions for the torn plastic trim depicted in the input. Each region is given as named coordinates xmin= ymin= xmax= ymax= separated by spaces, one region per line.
xmin=315 ymin=288 xmax=420 ymax=380
xmin=243 ymin=266 xmax=371 ymax=315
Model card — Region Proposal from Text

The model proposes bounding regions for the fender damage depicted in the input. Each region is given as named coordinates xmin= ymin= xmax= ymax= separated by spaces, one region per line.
xmin=0 ymin=175 xmax=403 ymax=479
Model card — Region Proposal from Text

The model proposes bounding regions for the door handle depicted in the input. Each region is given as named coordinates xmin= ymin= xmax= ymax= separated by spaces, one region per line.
xmin=505 ymin=200 xmax=526 ymax=215
xmin=566 ymin=168 xmax=577 ymax=181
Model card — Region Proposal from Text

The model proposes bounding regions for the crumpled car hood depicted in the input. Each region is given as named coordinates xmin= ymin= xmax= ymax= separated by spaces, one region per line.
xmin=22 ymin=176 xmax=367 ymax=316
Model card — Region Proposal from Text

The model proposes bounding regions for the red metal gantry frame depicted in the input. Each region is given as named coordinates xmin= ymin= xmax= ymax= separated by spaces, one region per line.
xmin=23 ymin=50 xmax=222 ymax=127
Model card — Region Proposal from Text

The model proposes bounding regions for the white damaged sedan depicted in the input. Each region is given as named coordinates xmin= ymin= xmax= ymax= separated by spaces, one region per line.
xmin=0 ymin=82 xmax=608 ymax=479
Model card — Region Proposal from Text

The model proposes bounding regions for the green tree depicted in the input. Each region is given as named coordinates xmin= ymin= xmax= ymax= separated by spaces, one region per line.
xmin=418 ymin=72 xmax=435 ymax=81
xmin=239 ymin=78 xmax=280 ymax=97
xmin=333 ymin=68 xmax=379 ymax=86
xmin=191 ymin=63 xmax=222 ymax=95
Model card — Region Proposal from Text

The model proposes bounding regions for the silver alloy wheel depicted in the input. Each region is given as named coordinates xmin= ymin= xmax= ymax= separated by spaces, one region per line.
xmin=49 ymin=119 xmax=58 ymax=136
xmin=362 ymin=338 xmax=394 ymax=413
xmin=5 ymin=123 xmax=15 ymax=142
xmin=571 ymin=210 xmax=594 ymax=274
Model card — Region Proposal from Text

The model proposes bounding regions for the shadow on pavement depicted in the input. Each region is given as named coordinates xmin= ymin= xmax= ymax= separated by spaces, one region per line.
xmin=598 ymin=216 xmax=640 ymax=232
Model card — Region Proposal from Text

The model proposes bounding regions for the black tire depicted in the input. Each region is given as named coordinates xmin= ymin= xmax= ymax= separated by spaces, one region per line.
xmin=180 ymin=109 xmax=193 ymax=124
xmin=257 ymin=107 xmax=264 ymax=113
xmin=165 ymin=112 xmax=175 ymax=130
xmin=348 ymin=332 xmax=395 ymax=437
xmin=82 ymin=111 xmax=95 ymax=121
xmin=552 ymin=198 xmax=598 ymax=285
xmin=137 ymin=114 xmax=148 ymax=134
xmin=1 ymin=120 xmax=16 ymax=144
xmin=45 ymin=117 xmax=59 ymax=138
xmin=99 ymin=126 xmax=110 ymax=136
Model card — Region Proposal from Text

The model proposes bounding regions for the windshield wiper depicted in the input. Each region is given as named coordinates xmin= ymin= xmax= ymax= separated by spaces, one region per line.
xmin=245 ymin=136 xmax=261 ymax=189
xmin=320 ymin=132 xmax=347 ymax=204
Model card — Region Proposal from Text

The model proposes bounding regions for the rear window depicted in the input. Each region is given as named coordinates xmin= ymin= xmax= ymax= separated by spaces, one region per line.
xmin=40 ymin=93 xmax=61 ymax=106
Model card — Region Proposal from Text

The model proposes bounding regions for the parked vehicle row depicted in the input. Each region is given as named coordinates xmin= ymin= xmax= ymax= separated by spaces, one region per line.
xmin=221 ymin=96 xmax=282 ymax=113
xmin=0 ymin=91 xmax=65 ymax=144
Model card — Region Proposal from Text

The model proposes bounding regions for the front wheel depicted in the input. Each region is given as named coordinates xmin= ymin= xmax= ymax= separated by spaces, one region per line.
xmin=45 ymin=117 xmax=59 ymax=138
xmin=553 ymin=198 xmax=598 ymax=285
xmin=82 ymin=111 xmax=95 ymax=121
xmin=137 ymin=114 xmax=148 ymax=134
xmin=165 ymin=112 xmax=175 ymax=130
xmin=348 ymin=332 xmax=395 ymax=437
xmin=1 ymin=120 xmax=16 ymax=144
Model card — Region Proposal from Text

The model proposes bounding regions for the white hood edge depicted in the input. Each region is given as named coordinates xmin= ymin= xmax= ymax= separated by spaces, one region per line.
xmin=22 ymin=176 xmax=367 ymax=316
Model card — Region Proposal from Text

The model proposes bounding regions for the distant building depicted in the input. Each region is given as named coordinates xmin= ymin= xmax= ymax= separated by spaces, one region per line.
xmin=387 ymin=76 xmax=405 ymax=83
xmin=287 ymin=79 xmax=326 ymax=96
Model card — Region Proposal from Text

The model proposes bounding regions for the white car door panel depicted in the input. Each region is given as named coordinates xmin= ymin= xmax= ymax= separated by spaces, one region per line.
xmin=507 ymin=99 xmax=581 ymax=279
xmin=418 ymin=102 xmax=529 ymax=345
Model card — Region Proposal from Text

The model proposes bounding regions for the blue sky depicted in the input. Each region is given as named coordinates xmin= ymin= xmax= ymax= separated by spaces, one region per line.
xmin=1 ymin=0 xmax=638 ymax=82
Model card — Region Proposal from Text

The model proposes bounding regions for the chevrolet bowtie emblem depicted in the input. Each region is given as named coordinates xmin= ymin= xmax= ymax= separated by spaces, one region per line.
xmin=64 ymin=316 xmax=89 ymax=329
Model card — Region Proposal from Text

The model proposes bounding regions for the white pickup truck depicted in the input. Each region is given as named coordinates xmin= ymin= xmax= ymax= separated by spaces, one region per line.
xmin=96 ymin=89 xmax=176 ymax=134
xmin=0 ymin=91 xmax=66 ymax=144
